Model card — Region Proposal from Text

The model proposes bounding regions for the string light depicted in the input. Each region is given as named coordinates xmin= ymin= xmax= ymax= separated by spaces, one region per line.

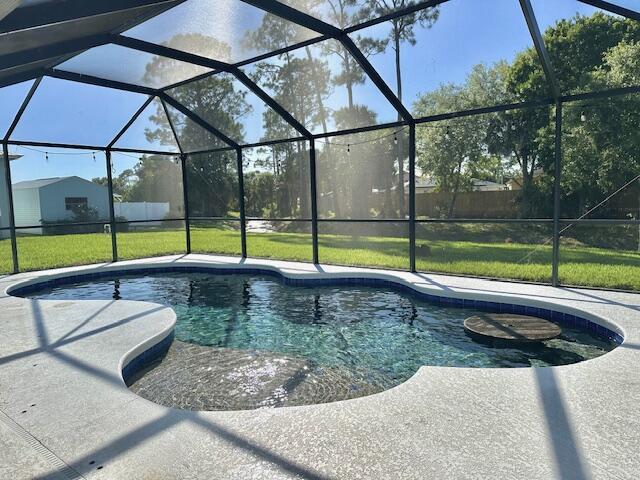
xmin=9 ymin=102 xmax=607 ymax=161
xmin=113 ymin=151 xmax=145 ymax=160
xmin=13 ymin=145 xmax=148 ymax=162
xmin=12 ymin=145 xmax=176 ymax=162
xmin=316 ymin=126 xmax=408 ymax=149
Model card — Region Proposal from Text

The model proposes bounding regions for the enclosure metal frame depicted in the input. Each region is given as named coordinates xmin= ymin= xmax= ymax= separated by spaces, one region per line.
xmin=0 ymin=0 xmax=639 ymax=291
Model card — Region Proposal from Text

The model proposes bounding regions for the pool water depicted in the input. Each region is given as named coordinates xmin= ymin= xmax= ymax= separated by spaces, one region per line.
xmin=24 ymin=272 xmax=614 ymax=410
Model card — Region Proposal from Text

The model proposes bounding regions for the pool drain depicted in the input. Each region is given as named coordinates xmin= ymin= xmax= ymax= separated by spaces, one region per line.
xmin=0 ymin=409 xmax=83 ymax=479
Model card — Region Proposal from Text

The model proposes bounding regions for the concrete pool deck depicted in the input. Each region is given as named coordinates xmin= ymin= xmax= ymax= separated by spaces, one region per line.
xmin=0 ymin=254 xmax=639 ymax=479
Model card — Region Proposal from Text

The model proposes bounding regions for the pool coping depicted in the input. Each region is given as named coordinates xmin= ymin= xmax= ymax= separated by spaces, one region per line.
xmin=7 ymin=262 xmax=625 ymax=382
xmin=1 ymin=254 xmax=639 ymax=479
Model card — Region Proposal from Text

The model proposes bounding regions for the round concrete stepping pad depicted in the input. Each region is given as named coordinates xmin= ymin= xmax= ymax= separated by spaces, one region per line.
xmin=464 ymin=314 xmax=561 ymax=343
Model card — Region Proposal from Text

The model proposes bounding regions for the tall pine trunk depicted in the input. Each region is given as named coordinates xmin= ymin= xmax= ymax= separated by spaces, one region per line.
xmin=305 ymin=45 xmax=339 ymax=218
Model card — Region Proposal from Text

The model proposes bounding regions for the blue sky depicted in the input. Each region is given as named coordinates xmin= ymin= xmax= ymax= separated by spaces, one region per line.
xmin=1 ymin=0 xmax=604 ymax=184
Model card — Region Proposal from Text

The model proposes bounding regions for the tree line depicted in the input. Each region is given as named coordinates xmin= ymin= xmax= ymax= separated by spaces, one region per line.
xmin=107 ymin=3 xmax=640 ymax=222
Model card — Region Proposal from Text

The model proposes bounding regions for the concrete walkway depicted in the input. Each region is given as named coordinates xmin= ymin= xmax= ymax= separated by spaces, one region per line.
xmin=0 ymin=254 xmax=639 ymax=479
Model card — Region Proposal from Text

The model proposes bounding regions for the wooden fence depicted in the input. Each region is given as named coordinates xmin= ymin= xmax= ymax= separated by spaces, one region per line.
xmin=415 ymin=190 xmax=520 ymax=218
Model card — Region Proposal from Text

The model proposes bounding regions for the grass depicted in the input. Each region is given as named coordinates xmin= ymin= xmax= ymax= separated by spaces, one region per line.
xmin=0 ymin=226 xmax=638 ymax=291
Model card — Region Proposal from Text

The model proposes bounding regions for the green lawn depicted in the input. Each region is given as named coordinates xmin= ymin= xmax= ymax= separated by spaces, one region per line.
xmin=0 ymin=226 xmax=638 ymax=291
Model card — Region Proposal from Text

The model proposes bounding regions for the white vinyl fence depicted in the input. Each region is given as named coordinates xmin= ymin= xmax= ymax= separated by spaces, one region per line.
xmin=113 ymin=202 xmax=170 ymax=223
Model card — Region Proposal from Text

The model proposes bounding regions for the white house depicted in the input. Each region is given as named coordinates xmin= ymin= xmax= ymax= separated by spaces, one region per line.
xmin=12 ymin=176 xmax=109 ymax=233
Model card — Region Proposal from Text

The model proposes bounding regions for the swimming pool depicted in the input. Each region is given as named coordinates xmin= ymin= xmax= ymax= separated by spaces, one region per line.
xmin=22 ymin=271 xmax=615 ymax=410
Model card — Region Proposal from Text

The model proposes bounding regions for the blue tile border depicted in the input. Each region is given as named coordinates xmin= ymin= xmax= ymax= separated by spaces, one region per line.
xmin=9 ymin=264 xmax=624 ymax=346
xmin=121 ymin=330 xmax=174 ymax=385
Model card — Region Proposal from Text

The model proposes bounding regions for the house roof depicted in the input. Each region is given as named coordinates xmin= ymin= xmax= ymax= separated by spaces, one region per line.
xmin=473 ymin=179 xmax=506 ymax=188
xmin=415 ymin=178 xmax=507 ymax=189
xmin=12 ymin=175 xmax=90 ymax=189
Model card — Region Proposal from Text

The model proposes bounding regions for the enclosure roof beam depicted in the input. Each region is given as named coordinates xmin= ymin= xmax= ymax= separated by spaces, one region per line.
xmin=161 ymin=69 xmax=220 ymax=92
xmin=233 ymin=35 xmax=331 ymax=69
xmin=0 ymin=33 xmax=112 ymax=77
xmin=47 ymin=69 xmax=157 ymax=96
xmin=0 ymin=65 xmax=48 ymax=89
xmin=108 ymin=95 xmax=156 ymax=148
xmin=163 ymin=34 xmax=334 ymax=92
xmin=6 ymin=139 xmax=177 ymax=156
xmin=112 ymin=35 xmax=313 ymax=139
xmin=160 ymin=97 xmax=184 ymax=154
xmin=343 ymin=0 xmax=450 ymax=34
xmin=186 ymin=135 xmax=308 ymax=156
xmin=578 ymin=0 xmax=640 ymax=21
xmin=312 ymin=120 xmax=407 ymax=140
xmin=0 ymin=1 xmax=186 ymax=88
xmin=232 ymin=68 xmax=312 ymax=138
xmin=241 ymin=0 xmax=413 ymax=123
xmin=3 ymin=76 xmax=42 ymax=142
xmin=560 ymin=84 xmax=640 ymax=103
xmin=519 ymin=0 xmax=560 ymax=100
xmin=414 ymin=99 xmax=551 ymax=125
xmin=46 ymin=66 xmax=238 ymax=150
xmin=240 ymin=0 xmax=343 ymax=37
xmin=112 ymin=35 xmax=228 ymax=70
xmin=0 ymin=0 xmax=185 ymax=35
xmin=164 ymin=1 xmax=449 ymax=78
xmin=339 ymin=35 xmax=413 ymax=122
xmin=159 ymin=93 xmax=240 ymax=150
